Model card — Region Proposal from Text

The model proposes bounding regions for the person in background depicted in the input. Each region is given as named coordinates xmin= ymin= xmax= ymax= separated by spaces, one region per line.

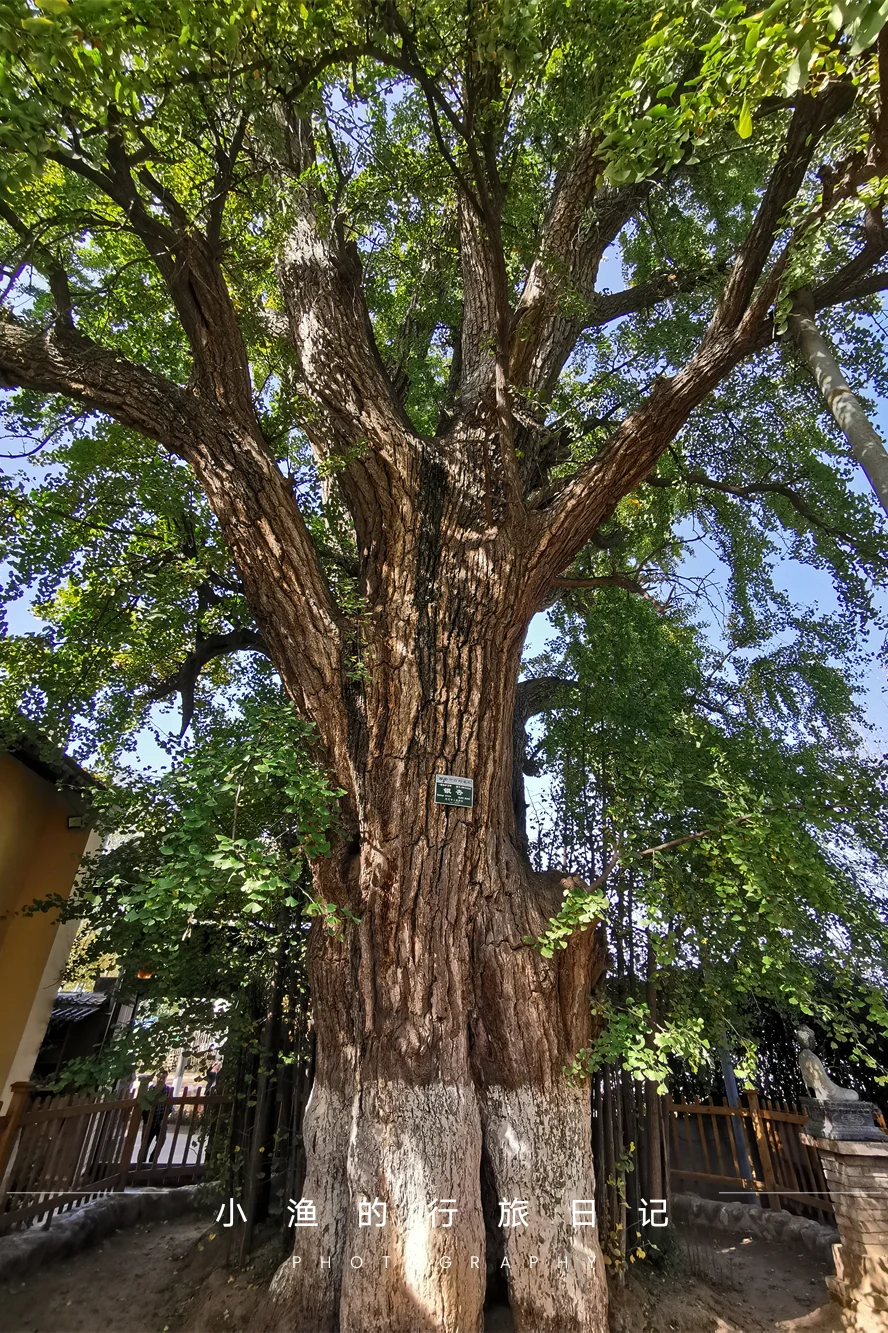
xmin=139 ymin=1069 xmax=172 ymax=1163
xmin=205 ymin=1059 xmax=222 ymax=1091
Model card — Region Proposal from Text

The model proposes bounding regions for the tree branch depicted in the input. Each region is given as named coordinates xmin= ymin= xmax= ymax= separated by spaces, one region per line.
xmin=0 ymin=313 xmax=196 ymax=453
xmin=513 ymin=675 xmax=577 ymax=854
xmin=270 ymin=106 xmax=416 ymax=488
xmin=645 ymin=467 xmax=888 ymax=564
xmin=0 ymin=310 xmax=353 ymax=786
xmin=207 ymin=111 xmax=250 ymax=248
xmin=53 ymin=125 xmax=258 ymax=422
xmin=515 ymin=674 xmax=576 ymax=725
xmin=511 ymin=180 xmax=648 ymax=398
xmin=147 ymin=628 xmax=271 ymax=735
xmin=788 ymin=287 xmax=888 ymax=518
xmin=0 ymin=199 xmax=74 ymax=329
xmin=818 ymin=266 xmax=888 ymax=306
xmin=533 ymin=81 xmax=858 ymax=586
xmin=509 ymin=133 xmax=603 ymax=379
xmin=584 ymin=260 xmax=728 ymax=328
xmin=456 ymin=198 xmax=498 ymax=408
xmin=546 ymin=572 xmax=665 ymax=610
xmin=708 ymin=82 xmax=856 ymax=340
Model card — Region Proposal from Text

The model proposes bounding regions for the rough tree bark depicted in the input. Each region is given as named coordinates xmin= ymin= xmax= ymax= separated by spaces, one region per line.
xmin=0 ymin=65 xmax=885 ymax=1333
xmin=259 ymin=472 xmax=610 ymax=1332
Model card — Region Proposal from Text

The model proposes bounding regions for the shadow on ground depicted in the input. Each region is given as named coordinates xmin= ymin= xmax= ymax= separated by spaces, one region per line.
xmin=0 ymin=1213 xmax=845 ymax=1333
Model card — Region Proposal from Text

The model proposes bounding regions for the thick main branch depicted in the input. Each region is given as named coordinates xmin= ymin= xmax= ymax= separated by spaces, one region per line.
xmin=0 ymin=313 xmax=352 ymax=778
xmin=531 ymin=81 xmax=860 ymax=585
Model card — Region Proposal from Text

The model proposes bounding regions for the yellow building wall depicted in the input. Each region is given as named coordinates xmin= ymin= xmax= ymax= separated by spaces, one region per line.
xmin=0 ymin=751 xmax=90 ymax=1111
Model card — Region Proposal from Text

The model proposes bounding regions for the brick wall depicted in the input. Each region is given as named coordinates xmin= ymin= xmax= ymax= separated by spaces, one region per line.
xmin=806 ymin=1138 xmax=888 ymax=1330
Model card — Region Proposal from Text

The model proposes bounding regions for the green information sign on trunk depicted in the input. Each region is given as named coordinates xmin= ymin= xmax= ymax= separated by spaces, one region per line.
xmin=434 ymin=774 xmax=474 ymax=807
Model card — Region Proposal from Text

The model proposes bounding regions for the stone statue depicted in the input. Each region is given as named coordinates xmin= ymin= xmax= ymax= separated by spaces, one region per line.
xmin=796 ymin=1026 xmax=859 ymax=1102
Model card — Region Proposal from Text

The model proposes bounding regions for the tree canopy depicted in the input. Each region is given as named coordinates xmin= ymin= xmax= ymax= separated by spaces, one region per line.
xmin=2 ymin=0 xmax=888 ymax=755
xmin=525 ymin=586 xmax=888 ymax=1090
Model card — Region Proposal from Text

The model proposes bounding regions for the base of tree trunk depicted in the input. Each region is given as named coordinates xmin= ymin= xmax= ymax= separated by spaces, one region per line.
xmin=269 ymin=1079 xmax=485 ymax=1331
xmin=268 ymin=1076 xmax=606 ymax=1332
xmin=481 ymin=1083 xmax=607 ymax=1332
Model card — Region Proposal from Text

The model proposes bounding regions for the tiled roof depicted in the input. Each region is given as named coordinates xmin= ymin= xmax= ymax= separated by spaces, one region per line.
xmin=47 ymin=990 xmax=108 ymax=1031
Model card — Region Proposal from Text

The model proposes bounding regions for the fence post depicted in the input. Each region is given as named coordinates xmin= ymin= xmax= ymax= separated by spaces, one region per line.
xmin=0 ymin=1082 xmax=34 ymax=1201
xmin=746 ymin=1090 xmax=777 ymax=1202
xmin=662 ymin=1094 xmax=674 ymax=1199
xmin=118 ymin=1084 xmax=144 ymax=1191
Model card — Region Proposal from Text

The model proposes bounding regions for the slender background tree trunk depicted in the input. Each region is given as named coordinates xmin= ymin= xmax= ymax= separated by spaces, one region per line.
xmin=789 ymin=287 xmax=888 ymax=517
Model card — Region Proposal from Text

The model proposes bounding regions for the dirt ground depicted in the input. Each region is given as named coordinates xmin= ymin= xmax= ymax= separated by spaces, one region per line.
xmin=0 ymin=1213 xmax=849 ymax=1333
xmin=609 ymin=1224 xmax=846 ymax=1333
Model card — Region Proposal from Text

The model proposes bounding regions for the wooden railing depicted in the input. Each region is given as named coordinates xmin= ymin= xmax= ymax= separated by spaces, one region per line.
xmin=4 ymin=1080 xmax=882 ymax=1237
xmin=0 ymin=1081 xmax=232 ymax=1234
xmin=666 ymin=1092 xmax=887 ymax=1222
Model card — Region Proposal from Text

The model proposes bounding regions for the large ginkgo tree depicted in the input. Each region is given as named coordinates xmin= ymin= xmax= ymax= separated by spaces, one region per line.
xmin=3 ymin=0 xmax=888 ymax=1328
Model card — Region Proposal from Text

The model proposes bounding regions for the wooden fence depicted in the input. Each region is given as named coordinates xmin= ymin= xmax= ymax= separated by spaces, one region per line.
xmin=666 ymin=1092 xmax=887 ymax=1222
xmin=0 ymin=1080 xmax=232 ymax=1235
xmin=3 ymin=1079 xmax=884 ymax=1240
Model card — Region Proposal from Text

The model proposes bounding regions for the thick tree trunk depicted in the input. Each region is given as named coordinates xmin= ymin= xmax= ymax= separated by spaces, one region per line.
xmin=266 ymin=479 xmax=608 ymax=1330
xmin=270 ymin=855 xmax=606 ymax=1332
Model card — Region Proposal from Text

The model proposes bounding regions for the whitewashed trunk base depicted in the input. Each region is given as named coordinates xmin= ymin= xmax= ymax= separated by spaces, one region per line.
xmin=271 ymin=1079 xmax=485 ymax=1333
xmin=481 ymin=1083 xmax=607 ymax=1332
xmin=269 ymin=1081 xmax=351 ymax=1330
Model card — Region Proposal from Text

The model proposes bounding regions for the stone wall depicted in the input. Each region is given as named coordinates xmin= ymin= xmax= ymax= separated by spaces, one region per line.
xmin=671 ymin=1191 xmax=838 ymax=1261
xmin=0 ymin=1184 xmax=211 ymax=1281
